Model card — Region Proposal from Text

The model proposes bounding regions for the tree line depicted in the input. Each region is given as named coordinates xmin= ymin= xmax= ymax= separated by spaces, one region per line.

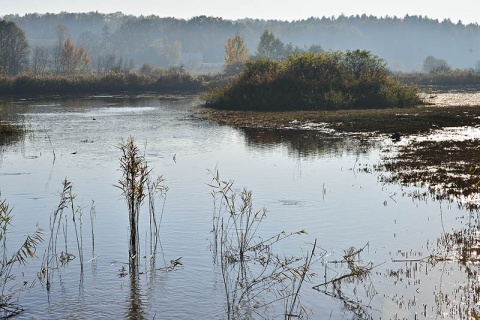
xmin=3 ymin=12 xmax=480 ymax=73
xmin=0 ymin=19 xmax=324 ymax=77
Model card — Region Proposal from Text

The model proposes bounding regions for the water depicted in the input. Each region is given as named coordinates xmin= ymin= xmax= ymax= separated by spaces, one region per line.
xmin=0 ymin=95 xmax=477 ymax=319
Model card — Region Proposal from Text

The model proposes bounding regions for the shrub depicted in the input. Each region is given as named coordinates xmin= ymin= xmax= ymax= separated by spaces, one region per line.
xmin=204 ymin=51 xmax=422 ymax=111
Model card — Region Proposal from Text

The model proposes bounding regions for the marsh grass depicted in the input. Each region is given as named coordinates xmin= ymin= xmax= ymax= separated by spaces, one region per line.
xmin=40 ymin=179 xmax=90 ymax=291
xmin=147 ymin=177 xmax=168 ymax=263
xmin=394 ymin=70 xmax=480 ymax=87
xmin=89 ymin=201 xmax=96 ymax=257
xmin=209 ymin=169 xmax=319 ymax=319
xmin=0 ymin=197 xmax=43 ymax=318
xmin=0 ymin=72 xmax=205 ymax=96
xmin=116 ymin=136 xmax=167 ymax=274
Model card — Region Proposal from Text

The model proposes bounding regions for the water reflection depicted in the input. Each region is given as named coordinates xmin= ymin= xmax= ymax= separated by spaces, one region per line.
xmin=240 ymin=128 xmax=381 ymax=157
xmin=2 ymin=94 xmax=480 ymax=319
xmin=126 ymin=273 xmax=146 ymax=320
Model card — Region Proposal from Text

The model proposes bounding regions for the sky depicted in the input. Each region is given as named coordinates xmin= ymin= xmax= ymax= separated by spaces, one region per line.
xmin=1 ymin=0 xmax=478 ymax=25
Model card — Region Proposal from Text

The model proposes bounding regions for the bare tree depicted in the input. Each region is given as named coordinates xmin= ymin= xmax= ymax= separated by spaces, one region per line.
xmin=31 ymin=46 xmax=48 ymax=76
xmin=96 ymin=53 xmax=133 ymax=75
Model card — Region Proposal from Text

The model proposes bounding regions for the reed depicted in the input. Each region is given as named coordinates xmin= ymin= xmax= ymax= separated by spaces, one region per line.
xmin=209 ymin=169 xmax=319 ymax=319
xmin=40 ymin=179 xmax=87 ymax=291
xmin=0 ymin=197 xmax=43 ymax=318
xmin=0 ymin=71 xmax=205 ymax=96
xmin=89 ymin=201 xmax=96 ymax=257
xmin=147 ymin=177 xmax=168 ymax=260
xmin=116 ymin=136 xmax=167 ymax=274
xmin=393 ymin=69 xmax=480 ymax=87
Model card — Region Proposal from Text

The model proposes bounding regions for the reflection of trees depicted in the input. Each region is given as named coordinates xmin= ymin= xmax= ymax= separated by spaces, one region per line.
xmin=0 ymin=101 xmax=26 ymax=147
xmin=240 ymin=128 xmax=379 ymax=158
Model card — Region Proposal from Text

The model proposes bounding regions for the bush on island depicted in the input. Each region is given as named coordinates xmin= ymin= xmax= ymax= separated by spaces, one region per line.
xmin=204 ymin=50 xmax=421 ymax=111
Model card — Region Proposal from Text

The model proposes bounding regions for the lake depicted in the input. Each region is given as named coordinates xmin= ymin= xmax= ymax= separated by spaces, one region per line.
xmin=0 ymin=94 xmax=478 ymax=319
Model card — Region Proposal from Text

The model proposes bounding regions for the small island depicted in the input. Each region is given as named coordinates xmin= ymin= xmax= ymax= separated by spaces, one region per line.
xmin=204 ymin=50 xmax=421 ymax=111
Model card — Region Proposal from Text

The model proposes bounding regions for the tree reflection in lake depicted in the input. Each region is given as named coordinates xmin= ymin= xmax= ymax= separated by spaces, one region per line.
xmin=240 ymin=128 xmax=381 ymax=158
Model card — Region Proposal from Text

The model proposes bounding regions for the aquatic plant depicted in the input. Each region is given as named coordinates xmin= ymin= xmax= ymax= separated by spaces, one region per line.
xmin=116 ymin=136 xmax=167 ymax=274
xmin=116 ymin=137 xmax=149 ymax=273
xmin=0 ymin=197 xmax=43 ymax=318
xmin=209 ymin=169 xmax=318 ymax=319
xmin=40 ymin=179 xmax=90 ymax=291
xmin=204 ymin=50 xmax=421 ymax=111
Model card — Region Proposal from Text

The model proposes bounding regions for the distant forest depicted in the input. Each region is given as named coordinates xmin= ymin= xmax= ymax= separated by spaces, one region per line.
xmin=2 ymin=12 xmax=480 ymax=72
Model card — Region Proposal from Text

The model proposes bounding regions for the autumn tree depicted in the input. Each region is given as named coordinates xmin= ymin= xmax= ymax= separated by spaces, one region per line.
xmin=60 ymin=38 xmax=91 ymax=75
xmin=0 ymin=21 xmax=29 ymax=75
xmin=224 ymin=34 xmax=250 ymax=74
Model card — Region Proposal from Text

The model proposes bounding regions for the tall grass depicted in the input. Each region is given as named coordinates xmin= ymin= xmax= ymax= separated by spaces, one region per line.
xmin=116 ymin=136 xmax=167 ymax=274
xmin=40 ymin=179 xmax=91 ymax=291
xmin=0 ymin=197 xmax=43 ymax=318
xmin=0 ymin=71 xmax=205 ymax=96
xmin=394 ymin=69 xmax=480 ymax=88
xmin=209 ymin=169 xmax=318 ymax=319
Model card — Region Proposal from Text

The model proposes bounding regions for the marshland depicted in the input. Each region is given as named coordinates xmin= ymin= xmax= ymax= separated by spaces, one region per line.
xmin=0 ymin=89 xmax=479 ymax=319
xmin=3 ymin=11 xmax=480 ymax=320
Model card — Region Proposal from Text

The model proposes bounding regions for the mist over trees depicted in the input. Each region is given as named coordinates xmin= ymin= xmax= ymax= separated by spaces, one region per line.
xmin=2 ymin=12 xmax=480 ymax=72
xmin=0 ymin=20 xmax=29 ymax=75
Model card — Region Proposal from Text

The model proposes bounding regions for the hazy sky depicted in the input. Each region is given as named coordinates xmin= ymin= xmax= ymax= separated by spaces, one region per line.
xmin=1 ymin=0 xmax=478 ymax=24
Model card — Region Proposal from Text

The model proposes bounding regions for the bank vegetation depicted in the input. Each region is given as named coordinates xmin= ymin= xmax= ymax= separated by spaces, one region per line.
xmin=204 ymin=51 xmax=422 ymax=111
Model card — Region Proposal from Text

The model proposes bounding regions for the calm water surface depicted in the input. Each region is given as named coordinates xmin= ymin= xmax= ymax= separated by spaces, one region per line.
xmin=0 ymin=95 xmax=477 ymax=319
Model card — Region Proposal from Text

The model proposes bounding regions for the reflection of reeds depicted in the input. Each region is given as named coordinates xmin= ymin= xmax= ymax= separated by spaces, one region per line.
xmin=313 ymin=243 xmax=376 ymax=319
xmin=89 ymin=201 xmax=96 ymax=257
